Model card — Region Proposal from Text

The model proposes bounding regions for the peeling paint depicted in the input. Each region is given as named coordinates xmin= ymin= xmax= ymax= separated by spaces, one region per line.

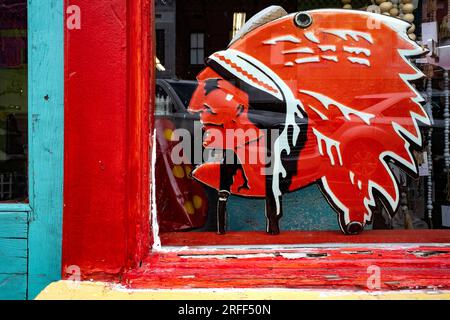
xmin=408 ymin=250 xmax=449 ymax=258
xmin=341 ymin=250 xmax=373 ymax=255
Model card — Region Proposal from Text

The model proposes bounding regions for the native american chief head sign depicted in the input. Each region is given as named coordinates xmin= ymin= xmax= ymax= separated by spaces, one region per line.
xmin=187 ymin=7 xmax=430 ymax=235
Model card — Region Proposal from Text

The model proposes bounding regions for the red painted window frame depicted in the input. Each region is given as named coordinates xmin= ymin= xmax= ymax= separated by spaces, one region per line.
xmin=62 ymin=0 xmax=450 ymax=289
xmin=62 ymin=0 xmax=152 ymax=276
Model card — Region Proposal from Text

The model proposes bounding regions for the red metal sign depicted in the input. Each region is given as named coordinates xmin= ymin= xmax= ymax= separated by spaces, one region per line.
xmin=188 ymin=7 xmax=430 ymax=235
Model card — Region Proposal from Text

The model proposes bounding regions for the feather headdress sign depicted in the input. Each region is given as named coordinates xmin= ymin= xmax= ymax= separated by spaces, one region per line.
xmin=188 ymin=7 xmax=430 ymax=235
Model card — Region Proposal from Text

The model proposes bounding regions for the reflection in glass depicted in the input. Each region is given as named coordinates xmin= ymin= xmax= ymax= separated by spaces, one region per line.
xmin=154 ymin=0 xmax=450 ymax=233
xmin=0 ymin=1 xmax=28 ymax=202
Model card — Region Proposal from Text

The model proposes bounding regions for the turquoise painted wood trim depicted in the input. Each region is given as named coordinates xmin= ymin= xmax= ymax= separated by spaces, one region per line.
xmin=27 ymin=0 xmax=64 ymax=299
xmin=0 ymin=213 xmax=27 ymax=274
xmin=0 ymin=212 xmax=27 ymax=239
xmin=0 ymin=274 xmax=27 ymax=300
xmin=0 ymin=204 xmax=31 ymax=212
xmin=0 ymin=238 xmax=27 ymax=274
xmin=0 ymin=212 xmax=27 ymax=299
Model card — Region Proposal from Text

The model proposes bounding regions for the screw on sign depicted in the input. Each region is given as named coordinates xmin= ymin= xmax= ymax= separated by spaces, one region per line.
xmin=188 ymin=7 xmax=430 ymax=235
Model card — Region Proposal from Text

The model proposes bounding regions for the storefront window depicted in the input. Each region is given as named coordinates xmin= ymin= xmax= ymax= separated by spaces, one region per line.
xmin=153 ymin=0 xmax=450 ymax=243
xmin=0 ymin=1 xmax=27 ymax=202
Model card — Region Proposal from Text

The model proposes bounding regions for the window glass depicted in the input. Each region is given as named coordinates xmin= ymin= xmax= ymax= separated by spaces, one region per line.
xmin=190 ymin=33 xmax=204 ymax=65
xmin=169 ymin=81 xmax=197 ymax=108
xmin=154 ymin=0 xmax=450 ymax=240
xmin=0 ymin=0 xmax=28 ymax=202
xmin=156 ymin=29 xmax=165 ymax=66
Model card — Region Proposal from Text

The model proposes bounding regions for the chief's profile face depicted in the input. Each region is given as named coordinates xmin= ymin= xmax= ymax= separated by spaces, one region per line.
xmin=188 ymin=67 xmax=263 ymax=150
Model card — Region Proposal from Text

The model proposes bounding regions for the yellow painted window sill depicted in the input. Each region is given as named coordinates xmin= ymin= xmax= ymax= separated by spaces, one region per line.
xmin=36 ymin=281 xmax=450 ymax=300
